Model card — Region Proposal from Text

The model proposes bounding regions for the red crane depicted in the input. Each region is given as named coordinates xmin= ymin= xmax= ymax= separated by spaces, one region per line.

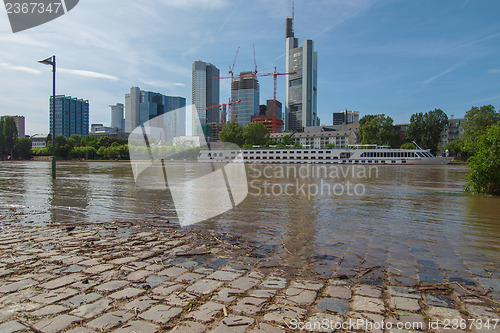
xmin=215 ymin=68 xmax=296 ymax=133
xmin=202 ymin=99 xmax=241 ymax=124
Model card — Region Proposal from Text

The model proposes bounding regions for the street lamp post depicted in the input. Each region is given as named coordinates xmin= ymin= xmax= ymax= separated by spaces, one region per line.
xmin=38 ymin=55 xmax=56 ymax=179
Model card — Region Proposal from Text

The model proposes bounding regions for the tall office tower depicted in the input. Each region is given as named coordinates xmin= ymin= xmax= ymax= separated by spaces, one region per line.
xmin=0 ymin=115 xmax=25 ymax=137
xmin=124 ymin=87 xmax=186 ymax=140
xmin=49 ymin=95 xmax=89 ymax=137
xmin=285 ymin=13 xmax=318 ymax=132
xmin=231 ymin=71 xmax=260 ymax=126
xmin=110 ymin=103 xmax=124 ymax=130
xmin=192 ymin=60 xmax=220 ymax=132
xmin=332 ymin=110 xmax=360 ymax=125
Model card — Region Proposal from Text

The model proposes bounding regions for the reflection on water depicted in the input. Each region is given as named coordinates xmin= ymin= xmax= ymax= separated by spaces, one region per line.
xmin=0 ymin=161 xmax=499 ymax=294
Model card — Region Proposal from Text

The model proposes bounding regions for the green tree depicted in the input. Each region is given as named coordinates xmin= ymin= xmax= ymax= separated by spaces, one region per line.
xmin=219 ymin=121 xmax=244 ymax=147
xmin=243 ymin=122 xmax=270 ymax=146
xmin=325 ymin=143 xmax=336 ymax=149
xmin=14 ymin=137 xmax=32 ymax=159
xmin=400 ymin=142 xmax=416 ymax=149
xmin=462 ymin=105 xmax=499 ymax=152
xmin=97 ymin=146 xmax=108 ymax=159
xmin=443 ymin=138 xmax=464 ymax=156
xmin=3 ymin=117 xmax=18 ymax=157
xmin=281 ymin=135 xmax=294 ymax=146
xmin=54 ymin=135 xmax=72 ymax=159
xmin=406 ymin=109 xmax=448 ymax=154
xmin=466 ymin=122 xmax=500 ymax=195
xmin=359 ymin=114 xmax=397 ymax=146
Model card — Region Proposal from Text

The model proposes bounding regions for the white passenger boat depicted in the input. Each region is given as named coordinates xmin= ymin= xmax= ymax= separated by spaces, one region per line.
xmin=198 ymin=144 xmax=452 ymax=165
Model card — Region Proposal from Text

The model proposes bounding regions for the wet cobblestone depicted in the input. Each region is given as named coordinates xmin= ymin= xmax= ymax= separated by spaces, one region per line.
xmin=0 ymin=223 xmax=498 ymax=332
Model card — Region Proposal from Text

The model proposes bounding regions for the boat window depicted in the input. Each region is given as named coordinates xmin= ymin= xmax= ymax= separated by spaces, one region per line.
xmin=319 ymin=156 xmax=324 ymax=159
xmin=250 ymin=151 xmax=254 ymax=154
xmin=319 ymin=151 xmax=324 ymax=154
xmin=381 ymin=160 xmax=386 ymax=163
xmin=392 ymin=160 xmax=396 ymax=163
xmin=368 ymin=160 xmax=372 ymax=163
xmin=402 ymin=160 xmax=406 ymax=163
xmin=417 ymin=152 xmax=424 ymax=157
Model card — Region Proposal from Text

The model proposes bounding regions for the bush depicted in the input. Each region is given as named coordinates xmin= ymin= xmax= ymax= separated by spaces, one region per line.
xmin=465 ymin=122 xmax=500 ymax=195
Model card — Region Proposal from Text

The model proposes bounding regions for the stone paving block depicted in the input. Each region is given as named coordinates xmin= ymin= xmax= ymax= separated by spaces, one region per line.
xmin=186 ymin=301 xmax=225 ymax=322
xmin=78 ymin=258 xmax=101 ymax=267
xmin=329 ymin=279 xmax=353 ymax=286
xmin=427 ymin=306 xmax=463 ymax=321
xmin=355 ymin=284 xmax=382 ymax=298
xmin=152 ymin=282 xmax=185 ymax=296
xmin=62 ymin=293 xmax=102 ymax=308
xmin=348 ymin=312 xmax=385 ymax=333
xmin=30 ymin=304 xmax=69 ymax=317
xmin=126 ymin=269 xmax=153 ymax=282
xmin=316 ymin=298 xmax=349 ymax=315
xmin=0 ymin=320 xmax=28 ymax=333
xmin=232 ymin=297 xmax=267 ymax=315
xmin=290 ymin=280 xmax=324 ymax=291
xmin=389 ymin=296 xmax=421 ymax=311
xmin=212 ymin=316 xmax=255 ymax=333
xmin=64 ymin=326 xmax=98 ymax=333
xmin=351 ymin=295 xmax=385 ymax=314
xmin=40 ymin=274 xmax=85 ymax=290
xmin=229 ymin=277 xmax=260 ymax=292
xmin=387 ymin=312 xmax=427 ymax=331
xmin=164 ymin=292 xmax=198 ymax=307
xmin=145 ymin=275 xmax=169 ymax=288
xmin=109 ymin=257 xmax=137 ymax=265
xmin=121 ymin=296 xmax=158 ymax=312
xmin=263 ymin=304 xmax=307 ymax=324
xmin=94 ymin=280 xmax=129 ymax=292
xmin=212 ymin=288 xmax=244 ymax=303
xmin=304 ymin=313 xmax=343 ymax=332
xmin=250 ymin=289 xmax=277 ymax=299
xmin=280 ymin=288 xmax=317 ymax=306
xmin=465 ymin=304 xmax=498 ymax=320
xmin=87 ymin=311 xmax=134 ymax=331
xmin=139 ymin=305 xmax=182 ymax=324
xmin=175 ymin=272 xmax=204 ymax=283
xmin=70 ymin=280 xmax=97 ymax=291
xmin=249 ymin=322 xmax=286 ymax=333
xmin=186 ymin=279 xmax=223 ymax=295
xmin=261 ymin=276 xmax=287 ymax=289
xmin=170 ymin=321 xmax=207 ymax=333
xmin=388 ymin=286 xmax=421 ymax=299
xmin=159 ymin=267 xmax=188 ymax=277
xmin=145 ymin=264 xmax=164 ymax=271
xmin=59 ymin=265 xmax=84 ymax=273
xmin=194 ymin=267 xmax=215 ymax=275
xmin=70 ymin=298 xmax=112 ymax=319
xmin=35 ymin=314 xmax=81 ymax=333
xmin=208 ymin=270 xmax=242 ymax=282
xmin=177 ymin=260 xmax=200 ymax=269
xmin=113 ymin=320 xmax=159 ymax=333
xmin=0 ymin=279 xmax=37 ymax=293
xmin=31 ymin=288 xmax=78 ymax=305
xmin=109 ymin=287 xmax=145 ymax=300
xmin=83 ymin=264 xmax=114 ymax=275
xmin=325 ymin=286 xmax=351 ymax=299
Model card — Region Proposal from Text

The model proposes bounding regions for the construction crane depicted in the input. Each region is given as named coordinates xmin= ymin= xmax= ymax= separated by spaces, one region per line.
xmin=228 ymin=46 xmax=240 ymax=83
xmin=216 ymin=68 xmax=296 ymax=133
xmin=202 ymin=99 xmax=241 ymax=125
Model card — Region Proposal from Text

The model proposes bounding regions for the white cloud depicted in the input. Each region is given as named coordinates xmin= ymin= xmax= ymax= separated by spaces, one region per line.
xmin=0 ymin=62 xmax=42 ymax=74
xmin=59 ymin=68 xmax=119 ymax=81
xmin=488 ymin=68 xmax=500 ymax=74
xmin=422 ymin=61 xmax=467 ymax=86
xmin=139 ymin=79 xmax=186 ymax=89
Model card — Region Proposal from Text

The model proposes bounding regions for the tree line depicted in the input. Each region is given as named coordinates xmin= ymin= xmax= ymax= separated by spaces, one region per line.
xmin=0 ymin=116 xmax=32 ymax=160
xmin=32 ymin=135 xmax=130 ymax=160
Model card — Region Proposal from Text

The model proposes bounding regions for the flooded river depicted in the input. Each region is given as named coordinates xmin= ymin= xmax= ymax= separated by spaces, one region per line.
xmin=0 ymin=161 xmax=499 ymax=297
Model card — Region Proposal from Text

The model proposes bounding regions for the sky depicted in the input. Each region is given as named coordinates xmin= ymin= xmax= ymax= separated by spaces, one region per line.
xmin=1 ymin=0 xmax=499 ymax=135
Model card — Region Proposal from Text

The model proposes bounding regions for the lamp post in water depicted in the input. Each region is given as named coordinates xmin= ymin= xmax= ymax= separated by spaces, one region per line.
xmin=38 ymin=55 xmax=56 ymax=179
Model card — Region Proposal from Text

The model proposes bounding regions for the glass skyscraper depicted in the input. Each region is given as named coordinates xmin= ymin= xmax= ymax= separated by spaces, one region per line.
xmin=49 ymin=95 xmax=89 ymax=137
xmin=192 ymin=60 xmax=220 ymax=132
xmin=285 ymin=15 xmax=318 ymax=131
xmin=231 ymin=71 xmax=259 ymax=126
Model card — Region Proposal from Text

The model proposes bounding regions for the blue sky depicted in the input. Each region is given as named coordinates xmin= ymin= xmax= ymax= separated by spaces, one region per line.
xmin=1 ymin=0 xmax=499 ymax=135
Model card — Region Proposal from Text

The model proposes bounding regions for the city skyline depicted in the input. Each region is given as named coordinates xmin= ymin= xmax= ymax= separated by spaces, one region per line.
xmin=1 ymin=0 xmax=499 ymax=135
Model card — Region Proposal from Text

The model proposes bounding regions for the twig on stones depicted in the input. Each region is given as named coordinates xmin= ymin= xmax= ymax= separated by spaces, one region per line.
xmin=17 ymin=319 xmax=46 ymax=333
xmin=280 ymin=236 xmax=292 ymax=255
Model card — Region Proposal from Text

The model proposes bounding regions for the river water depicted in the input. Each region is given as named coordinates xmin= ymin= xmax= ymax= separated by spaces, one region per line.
xmin=0 ymin=161 xmax=498 ymax=297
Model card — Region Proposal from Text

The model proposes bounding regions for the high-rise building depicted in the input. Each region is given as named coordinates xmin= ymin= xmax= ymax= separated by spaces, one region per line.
xmin=0 ymin=115 xmax=25 ymax=137
xmin=333 ymin=110 xmax=359 ymax=125
xmin=285 ymin=13 xmax=318 ymax=132
xmin=49 ymin=95 xmax=89 ymax=137
xmin=124 ymin=87 xmax=186 ymax=140
xmin=192 ymin=60 xmax=220 ymax=132
xmin=110 ymin=103 xmax=124 ymax=130
xmin=231 ymin=71 xmax=260 ymax=126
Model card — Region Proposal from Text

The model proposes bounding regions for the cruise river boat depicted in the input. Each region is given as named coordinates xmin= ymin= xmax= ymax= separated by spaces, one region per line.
xmin=198 ymin=145 xmax=452 ymax=165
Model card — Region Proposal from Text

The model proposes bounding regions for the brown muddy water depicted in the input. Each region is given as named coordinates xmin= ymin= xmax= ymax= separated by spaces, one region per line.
xmin=0 ymin=161 xmax=499 ymax=297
